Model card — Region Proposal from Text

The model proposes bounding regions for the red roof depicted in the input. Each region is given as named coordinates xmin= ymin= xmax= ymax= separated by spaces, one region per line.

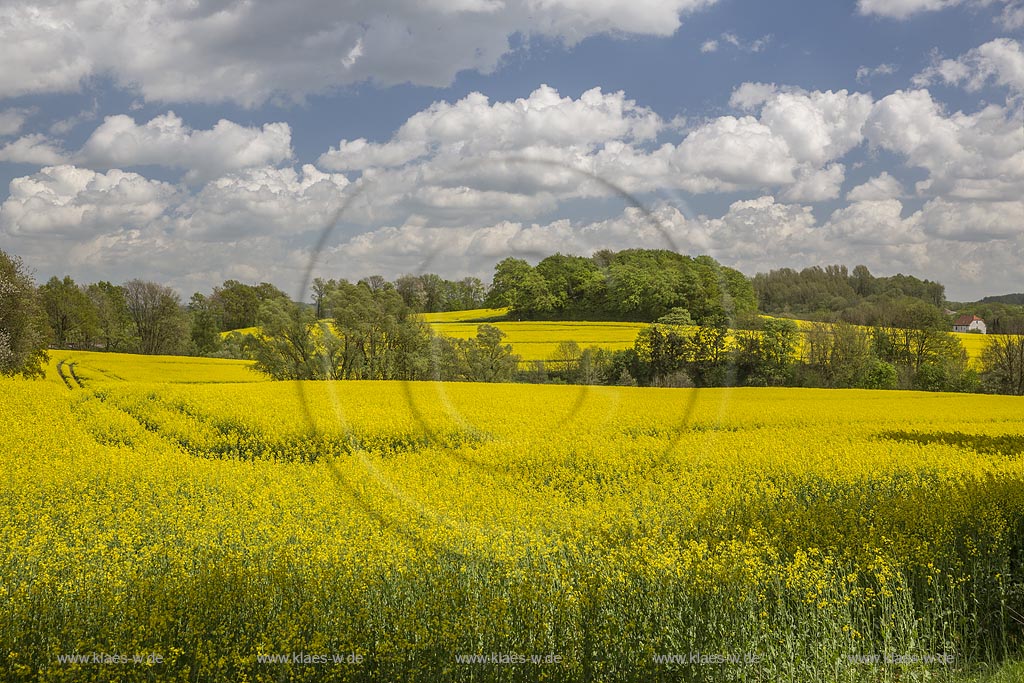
xmin=953 ymin=314 xmax=983 ymax=326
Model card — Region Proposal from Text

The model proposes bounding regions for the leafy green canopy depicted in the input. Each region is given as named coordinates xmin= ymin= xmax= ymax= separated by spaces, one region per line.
xmin=486 ymin=249 xmax=756 ymax=323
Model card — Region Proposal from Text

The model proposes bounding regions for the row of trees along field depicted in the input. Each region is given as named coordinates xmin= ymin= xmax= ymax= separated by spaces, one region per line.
xmin=316 ymin=273 xmax=488 ymax=317
xmin=2 ymin=247 xmax=1023 ymax=394
xmin=252 ymin=281 xmax=518 ymax=382
xmin=33 ymin=275 xmax=278 ymax=357
xmin=0 ymin=249 xmax=520 ymax=383
xmin=535 ymin=305 xmax=1023 ymax=395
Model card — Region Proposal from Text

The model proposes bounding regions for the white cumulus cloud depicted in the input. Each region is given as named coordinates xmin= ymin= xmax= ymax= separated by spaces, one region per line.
xmin=865 ymin=89 xmax=1024 ymax=200
xmin=317 ymin=84 xmax=877 ymax=222
xmin=0 ymin=135 xmax=67 ymax=165
xmin=174 ymin=165 xmax=350 ymax=241
xmin=846 ymin=172 xmax=905 ymax=201
xmin=77 ymin=112 xmax=294 ymax=183
xmin=914 ymin=38 xmax=1024 ymax=96
xmin=319 ymin=85 xmax=663 ymax=171
xmin=0 ymin=165 xmax=177 ymax=237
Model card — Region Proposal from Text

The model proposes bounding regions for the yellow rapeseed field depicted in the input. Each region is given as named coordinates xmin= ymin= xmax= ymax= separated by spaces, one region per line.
xmin=428 ymin=320 xmax=648 ymax=361
xmin=424 ymin=309 xmax=993 ymax=365
xmin=47 ymin=350 xmax=263 ymax=385
xmin=420 ymin=308 xmax=509 ymax=323
xmin=3 ymin=355 xmax=1024 ymax=681
xmin=224 ymin=309 xmax=992 ymax=367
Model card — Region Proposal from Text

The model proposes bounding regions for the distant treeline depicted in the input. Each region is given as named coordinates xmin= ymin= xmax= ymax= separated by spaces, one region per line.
xmin=980 ymin=293 xmax=1024 ymax=305
xmin=4 ymin=245 xmax=1023 ymax=395
xmin=315 ymin=274 xmax=487 ymax=318
xmin=753 ymin=265 xmax=945 ymax=316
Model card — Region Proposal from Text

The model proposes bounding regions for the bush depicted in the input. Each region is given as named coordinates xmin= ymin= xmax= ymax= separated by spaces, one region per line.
xmin=861 ymin=360 xmax=898 ymax=390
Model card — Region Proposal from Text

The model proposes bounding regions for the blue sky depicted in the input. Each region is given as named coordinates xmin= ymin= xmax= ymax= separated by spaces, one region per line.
xmin=0 ymin=0 xmax=1021 ymax=301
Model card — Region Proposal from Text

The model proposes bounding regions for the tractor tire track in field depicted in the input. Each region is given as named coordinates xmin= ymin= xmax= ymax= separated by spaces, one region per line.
xmin=68 ymin=362 xmax=85 ymax=388
xmin=55 ymin=360 xmax=73 ymax=389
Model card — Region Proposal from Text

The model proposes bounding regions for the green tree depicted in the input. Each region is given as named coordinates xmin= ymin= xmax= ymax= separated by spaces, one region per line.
xmin=395 ymin=274 xmax=428 ymax=311
xmin=330 ymin=281 xmax=430 ymax=380
xmin=0 ymin=250 xmax=49 ymax=378
xmin=610 ymin=348 xmax=645 ymax=386
xmin=311 ymin=277 xmax=330 ymax=319
xmin=123 ymin=280 xmax=191 ymax=355
xmin=634 ymin=324 xmax=688 ymax=383
xmin=210 ymin=280 xmax=260 ymax=331
xmin=577 ymin=346 xmax=609 ymax=385
xmin=86 ymin=281 xmax=135 ymax=351
xmin=684 ymin=317 xmax=731 ymax=387
xmin=912 ymin=337 xmax=976 ymax=392
xmin=251 ymin=298 xmax=320 ymax=380
xmin=451 ymin=277 xmax=487 ymax=310
xmin=429 ymin=326 xmax=521 ymax=382
xmin=980 ymin=335 xmax=1024 ymax=395
xmin=733 ymin=318 xmax=799 ymax=386
xmin=862 ymin=359 xmax=899 ymax=390
xmin=656 ymin=307 xmax=694 ymax=327
xmin=872 ymin=297 xmax=965 ymax=387
xmin=39 ymin=276 xmax=98 ymax=348
xmin=188 ymin=293 xmax=222 ymax=355
xmin=536 ymin=254 xmax=604 ymax=318
xmin=452 ymin=325 xmax=520 ymax=382
xmin=549 ymin=340 xmax=582 ymax=378
xmin=607 ymin=260 xmax=679 ymax=321
xmin=851 ymin=265 xmax=876 ymax=297
xmin=804 ymin=321 xmax=874 ymax=388
xmin=486 ymin=258 xmax=554 ymax=320
xmin=721 ymin=266 xmax=757 ymax=318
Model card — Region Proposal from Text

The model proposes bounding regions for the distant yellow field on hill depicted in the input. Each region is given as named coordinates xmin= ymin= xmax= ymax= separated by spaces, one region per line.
xmin=431 ymin=322 xmax=647 ymax=361
xmin=422 ymin=308 xmax=644 ymax=361
xmin=419 ymin=308 xmax=508 ymax=323
xmin=424 ymin=309 xmax=995 ymax=364
xmin=217 ymin=309 xmax=993 ymax=367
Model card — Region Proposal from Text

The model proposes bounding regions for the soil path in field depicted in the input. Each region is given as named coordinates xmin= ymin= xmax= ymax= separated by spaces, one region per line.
xmin=55 ymin=360 xmax=73 ymax=389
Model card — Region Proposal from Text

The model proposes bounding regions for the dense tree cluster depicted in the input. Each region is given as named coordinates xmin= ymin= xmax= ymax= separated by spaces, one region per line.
xmin=33 ymin=275 xmax=201 ymax=356
xmin=754 ymin=264 xmax=945 ymax=318
xmin=27 ymin=275 xmax=291 ymax=357
xmin=486 ymin=250 xmax=756 ymax=323
xmin=311 ymin=274 xmax=486 ymax=318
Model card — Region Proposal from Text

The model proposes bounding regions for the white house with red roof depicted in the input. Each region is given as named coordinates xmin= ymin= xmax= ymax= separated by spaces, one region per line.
xmin=952 ymin=314 xmax=987 ymax=334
